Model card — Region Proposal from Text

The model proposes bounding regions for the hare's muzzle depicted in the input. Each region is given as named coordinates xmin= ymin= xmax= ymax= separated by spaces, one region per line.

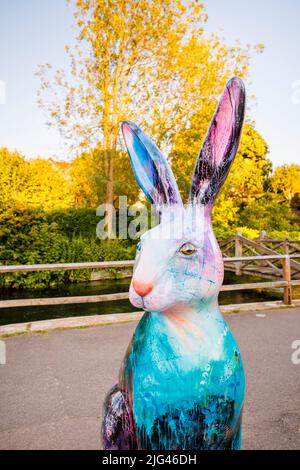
xmin=132 ymin=280 xmax=153 ymax=297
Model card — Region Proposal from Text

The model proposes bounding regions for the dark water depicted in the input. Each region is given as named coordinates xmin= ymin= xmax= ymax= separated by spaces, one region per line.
xmin=0 ymin=271 xmax=287 ymax=326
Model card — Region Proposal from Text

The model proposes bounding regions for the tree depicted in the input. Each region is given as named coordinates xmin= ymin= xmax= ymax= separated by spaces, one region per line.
xmin=70 ymin=149 xmax=139 ymax=208
xmin=0 ymin=148 xmax=72 ymax=211
xmin=237 ymin=196 xmax=298 ymax=232
xmin=271 ymin=164 xmax=300 ymax=202
xmin=0 ymin=148 xmax=30 ymax=209
xmin=222 ymin=124 xmax=271 ymax=205
xmin=170 ymin=119 xmax=271 ymax=203
xmin=37 ymin=0 xmax=261 ymax=235
xmin=26 ymin=159 xmax=73 ymax=210
xmin=70 ymin=151 xmax=104 ymax=208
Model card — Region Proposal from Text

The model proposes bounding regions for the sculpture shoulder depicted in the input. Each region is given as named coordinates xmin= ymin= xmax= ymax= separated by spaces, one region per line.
xmin=119 ymin=312 xmax=151 ymax=390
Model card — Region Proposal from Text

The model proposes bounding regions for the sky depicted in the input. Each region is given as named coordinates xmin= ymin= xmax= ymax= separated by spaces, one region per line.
xmin=0 ymin=0 xmax=299 ymax=168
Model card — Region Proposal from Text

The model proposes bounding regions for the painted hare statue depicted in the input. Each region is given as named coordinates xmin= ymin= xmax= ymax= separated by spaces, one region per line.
xmin=102 ymin=77 xmax=246 ymax=450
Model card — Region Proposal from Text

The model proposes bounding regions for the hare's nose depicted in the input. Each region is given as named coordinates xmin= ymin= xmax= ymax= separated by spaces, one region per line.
xmin=132 ymin=280 xmax=153 ymax=297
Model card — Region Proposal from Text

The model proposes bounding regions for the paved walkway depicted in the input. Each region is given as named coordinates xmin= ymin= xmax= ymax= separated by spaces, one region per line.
xmin=0 ymin=308 xmax=300 ymax=450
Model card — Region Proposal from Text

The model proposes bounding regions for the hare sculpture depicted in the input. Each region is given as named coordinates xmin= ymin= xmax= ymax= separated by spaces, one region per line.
xmin=102 ymin=77 xmax=246 ymax=450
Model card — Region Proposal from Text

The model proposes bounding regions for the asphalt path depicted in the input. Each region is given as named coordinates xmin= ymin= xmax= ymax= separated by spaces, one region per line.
xmin=0 ymin=308 xmax=299 ymax=450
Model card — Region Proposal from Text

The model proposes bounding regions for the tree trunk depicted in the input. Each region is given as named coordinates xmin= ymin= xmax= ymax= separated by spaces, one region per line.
xmin=105 ymin=150 xmax=114 ymax=239
xmin=103 ymin=108 xmax=115 ymax=238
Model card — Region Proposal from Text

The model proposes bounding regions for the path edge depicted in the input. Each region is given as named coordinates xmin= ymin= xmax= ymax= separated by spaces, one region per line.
xmin=1 ymin=300 xmax=300 ymax=338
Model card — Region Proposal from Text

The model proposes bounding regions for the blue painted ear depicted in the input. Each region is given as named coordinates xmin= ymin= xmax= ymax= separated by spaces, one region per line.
xmin=189 ymin=77 xmax=246 ymax=206
xmin=122 ymin=121 xmax=182 ymax=208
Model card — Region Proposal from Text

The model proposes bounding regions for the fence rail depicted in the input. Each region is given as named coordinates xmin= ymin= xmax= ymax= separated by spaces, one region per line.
xmin=0 ymin=260 xmax=134 ymax=273
xmin=220 ymin=231 xmax=300 ymax=279
xmin=1 ymin=254 xmax=300 ymax=309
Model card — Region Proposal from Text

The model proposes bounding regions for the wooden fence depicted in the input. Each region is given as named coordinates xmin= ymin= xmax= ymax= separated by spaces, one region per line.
xmin=0 ymin=254 xmax=300 ymax=309
xmin=219 ymin=231 xmax=300 ymax=279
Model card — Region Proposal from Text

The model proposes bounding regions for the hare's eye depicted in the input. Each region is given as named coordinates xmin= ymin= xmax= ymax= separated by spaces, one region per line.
xmin=136 ymin=241 xmax=141 ymax=252
xmin=179 ymin=243 xmax=197 ymax=256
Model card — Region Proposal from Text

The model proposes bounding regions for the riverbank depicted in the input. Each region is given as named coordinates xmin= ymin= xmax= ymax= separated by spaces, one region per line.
xmin=0 ymin=272 xmax=286 ymax=326
xmin=1 ymin=299 xmax=300 ymax=338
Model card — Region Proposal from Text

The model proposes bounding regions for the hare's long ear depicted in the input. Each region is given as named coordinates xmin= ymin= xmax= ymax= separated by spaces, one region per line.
xmin=189 ymin=77 xmax=245 ymax=206
xmin=121 ymin=121 xmax=182 ymax=208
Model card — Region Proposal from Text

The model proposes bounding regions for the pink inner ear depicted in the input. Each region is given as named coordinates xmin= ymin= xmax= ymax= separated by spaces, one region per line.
xmin=122 ymin=123 xmax=134 ymax=147
xmin=211 ymin=87 xmax=234 ymax=166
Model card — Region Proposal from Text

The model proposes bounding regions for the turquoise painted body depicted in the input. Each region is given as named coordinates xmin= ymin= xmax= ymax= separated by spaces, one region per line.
xmin=122 ymin=306 xmax=245 ymax=449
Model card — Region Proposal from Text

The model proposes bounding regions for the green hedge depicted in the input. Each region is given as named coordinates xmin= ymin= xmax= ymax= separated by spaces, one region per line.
xmin=0 ymin=208 xmax=136 ymax=289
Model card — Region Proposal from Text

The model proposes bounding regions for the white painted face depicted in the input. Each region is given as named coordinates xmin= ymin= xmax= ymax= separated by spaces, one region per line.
xmin=129 ymin=205 xmax=224 ymax=312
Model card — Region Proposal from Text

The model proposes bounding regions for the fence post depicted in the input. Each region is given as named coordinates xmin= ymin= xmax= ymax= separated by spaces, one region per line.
xmin=282 ymin=255 xmax=292 ymax=305
xmin=259 ymin=230 xmax=267 ymax=240
xmin=283 ymin=237 xmax=289 ymax=256
xmin=235 ymin=230 xmax=242 ymax=275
